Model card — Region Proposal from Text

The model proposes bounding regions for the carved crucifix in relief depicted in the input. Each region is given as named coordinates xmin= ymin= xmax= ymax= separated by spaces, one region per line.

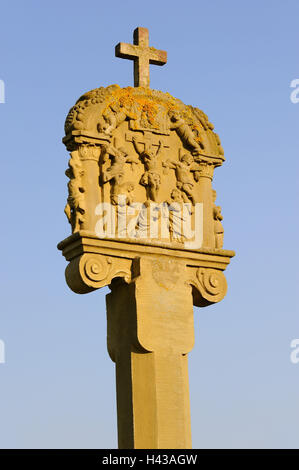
xmin=132 ymin=135 xmax=163 ymax=202
xmin=115 ymin=27 xmax=167 ymax=88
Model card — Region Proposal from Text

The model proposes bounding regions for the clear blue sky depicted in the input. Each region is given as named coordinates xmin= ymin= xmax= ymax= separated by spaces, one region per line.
xmin=0 ymin=0 xmax=298 ymax=449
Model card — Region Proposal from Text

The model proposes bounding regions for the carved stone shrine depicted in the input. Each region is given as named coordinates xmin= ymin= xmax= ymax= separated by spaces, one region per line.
xmin=58 ymin=27 xmax=234 ymax=449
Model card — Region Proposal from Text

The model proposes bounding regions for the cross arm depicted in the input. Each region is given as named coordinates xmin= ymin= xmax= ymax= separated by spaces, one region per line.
xmin=115 ymin=43 xmax=139 ymax=61
xmin=149 ymin=48 xmax=167 ymax=66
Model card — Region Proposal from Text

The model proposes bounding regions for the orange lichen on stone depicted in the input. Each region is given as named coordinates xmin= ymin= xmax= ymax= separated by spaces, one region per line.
xmin=102 ymin=86 xmax=165 ymax=128
xmin=64 ymin=84 xmax=224 ymax=161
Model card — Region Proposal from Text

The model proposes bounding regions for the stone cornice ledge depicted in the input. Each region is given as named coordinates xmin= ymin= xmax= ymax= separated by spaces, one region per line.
xmin=58 ymin=230 xmax=235 ymax=269
xmin=58 ymin=232 xmax=234 ymax=306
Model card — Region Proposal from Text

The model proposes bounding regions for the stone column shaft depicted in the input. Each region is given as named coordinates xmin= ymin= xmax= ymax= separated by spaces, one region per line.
xmin=196 ymin=163 xmax=215 ymax=249
xmin=79 ymin=145 xmax=101 ymax=231
xmin=106 ymin=258 xmax=194 ymax=449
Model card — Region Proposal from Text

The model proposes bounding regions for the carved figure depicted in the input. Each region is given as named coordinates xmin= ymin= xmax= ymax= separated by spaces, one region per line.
xmin=99 ymin=102 xmax=137 ymax=135
xmin=132 ymin=136 xmax=162 ymax=202
xmin=111 ymin=181 xmax=135 ymax=207
xmin=135 ymin=201 xmax=161 ymax=239
xmin=168 ymin=111 xmax=204 ymax=155
xmin=163 ymin=153 xmax=198 ymax=205
xmin=114 ymin=182 xmax=135 ymax=238
xmin=102 ymin=143 xmax=139 ymax=204
xmin=167 ymin=189 xmax=193 ymax=242
xmin=213 ymin=190 xmax=224 ymax=249
xmin=64 ymin=151 xmax=85 ymax=232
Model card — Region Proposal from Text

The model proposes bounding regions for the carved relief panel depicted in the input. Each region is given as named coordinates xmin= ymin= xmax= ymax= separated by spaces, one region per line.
xmin=63 ymin=85 xmax=226 ymax=250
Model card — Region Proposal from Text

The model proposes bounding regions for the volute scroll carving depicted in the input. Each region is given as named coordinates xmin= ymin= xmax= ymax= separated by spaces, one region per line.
xmin=65 ymin=253 xmax=132 ymax=294
xmin=188 ymin=267 xmax=227 ymax=306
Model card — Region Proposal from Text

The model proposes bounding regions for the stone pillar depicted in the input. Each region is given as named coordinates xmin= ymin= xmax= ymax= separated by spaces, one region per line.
xmin=78 ymin=144 xmax=101 ymax=231
xmin=106 ymin=258 xmax=194 ymax=449
xmin=58 ymin=235 xmax=234 ymax=449
xmin=195 ymin=163 xmax=215 ymax=249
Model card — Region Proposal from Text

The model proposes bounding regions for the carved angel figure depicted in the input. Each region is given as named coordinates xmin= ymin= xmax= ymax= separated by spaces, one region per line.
xmin=168 ymin=111 xmax=205 ymax=155
xmin=98 ymin=102 xmax=137 ymax=135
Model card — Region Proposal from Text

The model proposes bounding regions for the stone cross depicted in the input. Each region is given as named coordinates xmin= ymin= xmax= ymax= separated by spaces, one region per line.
xmin=115 ymin=27 xmax=167 ymax=88
xmin=58 ymin=28 xmax=234 ymax=449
